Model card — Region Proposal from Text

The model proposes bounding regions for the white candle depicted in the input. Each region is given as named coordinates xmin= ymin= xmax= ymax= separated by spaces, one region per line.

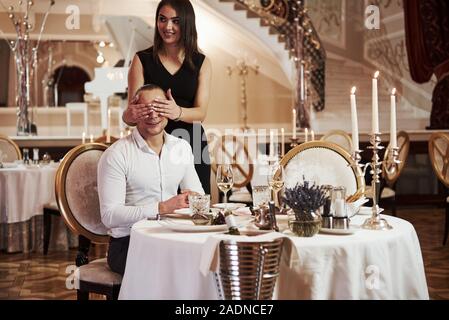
xmin=311 ymin=130 xmax=315 ymax=141
xmin=269 ymin=130 xmax=274 ymax=158
xmin=82 ymin=132 xmax=86 ymax=144
xmin=372 ymin=71 xmax=380 ymax=134
xmin=305 ymin=128 xmax=308 ymax=142
xmin=89 ymin=134 xmax=94 ymax=143
xmin=107 ymin=108 xmax=111 ymax=143
xmin=390 ymin=88 xmax=397 ymax=148
xmin=334 ymin=199 xmax=346 ymax=217
xmin=300 ymin=62 xmax=305 ymax=101
xmin=281 ymin=128 xmax=285 ymax=157
xmin=292 ymin=109 xmax=297 ymax=139
xmin=350 ymin=86 xmax=359 ymax=153
xmin=120 ymin=131 xmax=124 ymax=139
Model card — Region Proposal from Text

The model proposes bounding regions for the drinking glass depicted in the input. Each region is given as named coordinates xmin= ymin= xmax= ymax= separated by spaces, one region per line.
xmin=23 ymin=148 xmax=30 ymax=164
xmin=33 ymin=148 xmax=39 ymax=164
xmin=216 ymin=164 xmax=234 ymax=211
xmin=189 ymin=194 xmax=211 ymax=216
xmin=331 ymin=186 xmax=347 ymax=218
xmin=252 ymin=185 xmax=270 ymax=208
xmin=267 ymin=161 xmax=284 ymax=202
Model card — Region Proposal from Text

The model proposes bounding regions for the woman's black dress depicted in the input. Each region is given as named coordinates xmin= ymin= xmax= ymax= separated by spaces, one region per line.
xmin=137 ymin=47 xmax=211 ymax=193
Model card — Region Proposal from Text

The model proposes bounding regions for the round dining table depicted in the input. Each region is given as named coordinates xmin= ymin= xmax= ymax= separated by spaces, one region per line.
xmin=119 ymin=213 xmax=429 ymax=300
xmin=0 ymin=163 xmax=58 ymax=224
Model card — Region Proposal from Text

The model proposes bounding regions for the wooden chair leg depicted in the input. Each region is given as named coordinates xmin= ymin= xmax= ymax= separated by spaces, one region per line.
xmin=392 ymin=196 xmax=397 ymax=217
xmin=77 ymin=290 xmax=89 ymax=300
xmin=43 ymin=209 xmax=52 ymax=255
xmin=444 ymin=204 xmax=449 ymax=246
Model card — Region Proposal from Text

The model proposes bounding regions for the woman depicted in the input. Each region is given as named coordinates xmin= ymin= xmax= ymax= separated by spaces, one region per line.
xmin=123 ymin=0 xmax=212 ymax=193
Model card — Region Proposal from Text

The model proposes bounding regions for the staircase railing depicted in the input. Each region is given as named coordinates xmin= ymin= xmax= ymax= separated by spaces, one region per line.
xmin=235 ymin=0 xmax=326 ymax=127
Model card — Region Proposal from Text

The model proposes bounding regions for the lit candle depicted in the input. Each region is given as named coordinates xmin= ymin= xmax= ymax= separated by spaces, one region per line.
xmin=82 ymin=132 xmax=86 ymax=144
xmin=311 ymin=130 xmax=315 ymax=141
xmin=107 ymin=108 xmax=111 ymax=143
xmin=127 ymin=129 xmax=131 ymax=136
xmin=372 ymin=71 xmax=380 ymax=134
xmin=334 ymin=199 xmax=346 ymax=217
xmin=89 ymin=134 xmax=94 ymax=143
xmin=281 ymin=128 xmax=285 ymax=157
xmin=390 ymin=88 xmax=397 ymax=149
xmin=305 ymin=128 xmax=309 ymax=142
xmin=350 ymin=86 xmax=359 ymax=153
xmin=120 ymin=131 xmax=124 ymax=139
xmin=292 ymin=109 xmax=297 ymax=139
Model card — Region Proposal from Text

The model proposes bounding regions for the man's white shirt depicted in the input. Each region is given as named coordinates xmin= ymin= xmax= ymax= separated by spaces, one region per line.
xmin=98 ymin=128 xmax=204 ymax=238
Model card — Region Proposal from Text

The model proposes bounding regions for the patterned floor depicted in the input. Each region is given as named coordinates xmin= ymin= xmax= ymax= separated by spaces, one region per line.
xmin=0 ymin=207 xmax=448 ymax=300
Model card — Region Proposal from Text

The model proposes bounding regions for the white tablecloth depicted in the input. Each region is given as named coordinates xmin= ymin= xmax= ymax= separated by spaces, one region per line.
xmin=119 ymin=214 xmax=429 ymax=300
xmin=0 ymin=164 xmax=58 ymax=223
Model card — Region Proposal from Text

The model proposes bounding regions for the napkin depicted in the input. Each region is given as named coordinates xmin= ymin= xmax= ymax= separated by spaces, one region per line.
xmin=199 ymin=232 xmax=299 ymax=277
xmin=233 ymin=207 xmax=252 ymax=216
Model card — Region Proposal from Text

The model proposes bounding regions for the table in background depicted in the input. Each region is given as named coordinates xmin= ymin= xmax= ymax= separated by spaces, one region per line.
xmin=0 ymin=163 xmax=74 ymax=253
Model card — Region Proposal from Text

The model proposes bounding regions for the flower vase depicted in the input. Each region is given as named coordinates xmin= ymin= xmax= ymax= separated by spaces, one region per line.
xmin=14 ymin=48 xmax=32 ymax=136
xmin=288 ymin=210 xmax=322 ymax=237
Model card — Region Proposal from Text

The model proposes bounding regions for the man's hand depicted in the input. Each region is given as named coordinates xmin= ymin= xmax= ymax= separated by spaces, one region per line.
xmin=159 ymin=193 xmax=190 ymax=214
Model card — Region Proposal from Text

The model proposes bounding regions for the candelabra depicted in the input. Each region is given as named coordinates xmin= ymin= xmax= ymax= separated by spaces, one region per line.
xmin=1 ymin=0 xmax=55 ymax=135
xmin=227 ymin=57 xmax=259 ymax=131
xmin=350 ymin=134 xmax=400 ymax=230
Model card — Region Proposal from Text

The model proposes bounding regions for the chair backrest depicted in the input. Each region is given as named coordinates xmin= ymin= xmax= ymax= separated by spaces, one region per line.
xmin=382 ymin=131 xmax=410 ymax=187
xmin=0 ymin=135 xmax=22 ymax=162
xmin=210 ymin=134 xmax=254 ymax=189
xmin=428 ymin=132 xmax=449 ymax=189
xmin=320 ymin=130 xmax=353 ymax=153
xmin=94 ymin=135 xmax=119 ymax=144
xmin=280 ymin=141 xmax=365 ymax=202
xmin=217 ymin=238 xmax=283 ymax=300
xmin=55 ymin=143 xmax=110 ymax=244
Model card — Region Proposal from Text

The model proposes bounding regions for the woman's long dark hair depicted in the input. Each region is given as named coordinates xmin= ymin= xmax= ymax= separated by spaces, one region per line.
xmin=153 ymin=0 xmax=198 ymax=70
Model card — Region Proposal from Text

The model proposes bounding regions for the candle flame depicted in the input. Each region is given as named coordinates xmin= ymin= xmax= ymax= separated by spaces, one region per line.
xmin=374 ymin=71 xmax=379 ymax=79
xmin=351 ymin=86 xmax=356 ymax=94
xmin=392 ymin=88 xmax=396 ymax=95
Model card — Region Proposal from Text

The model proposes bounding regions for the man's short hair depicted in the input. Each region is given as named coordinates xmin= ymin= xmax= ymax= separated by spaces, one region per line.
xmin=135 ymin=84 xmax=165 ymax=96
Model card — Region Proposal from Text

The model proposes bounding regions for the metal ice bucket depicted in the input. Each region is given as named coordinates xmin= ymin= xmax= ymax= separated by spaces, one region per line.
xmin=215 ymin=237 xmax=283 ymax=300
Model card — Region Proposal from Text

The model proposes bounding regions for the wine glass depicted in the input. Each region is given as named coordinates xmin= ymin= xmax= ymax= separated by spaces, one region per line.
xmin=216 ymin=164 xmax=234 ymax=211
xmin=267 ymin=161 xmax=284 ymax=202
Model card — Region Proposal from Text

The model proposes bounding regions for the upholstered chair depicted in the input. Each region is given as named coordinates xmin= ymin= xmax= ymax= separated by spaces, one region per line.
xmin=428 ymin=132 xmax=449 ymax=245
xmin=365 ymin=131 xmax=410 ymax=216
xmin=55 ymin=143 xmax=122 ymax=300
xmin=320 ymin=130 xmax=353 ymax=154
xmin=0 ymin=135 xmax=22 ymax=162
xmin=210 ymin=134 xmax=254 ymax=204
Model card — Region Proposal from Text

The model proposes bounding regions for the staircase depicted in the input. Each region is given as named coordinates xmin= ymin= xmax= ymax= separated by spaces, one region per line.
xmin=210 ymin=0 xmax=326 ymax=122
xmin=312 ymin=57 xmax=430 ymax=133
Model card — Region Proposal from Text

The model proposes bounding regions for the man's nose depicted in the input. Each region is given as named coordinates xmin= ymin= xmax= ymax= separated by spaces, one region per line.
xmin=148 ymin=109 xmax=159 ymax=119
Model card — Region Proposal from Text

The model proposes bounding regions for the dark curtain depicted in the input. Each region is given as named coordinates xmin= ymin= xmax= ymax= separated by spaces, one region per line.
xmin=404 ymin=0 xmax=449 ymax=129
xmin=0 ymin=41 xmax=10 ymax=107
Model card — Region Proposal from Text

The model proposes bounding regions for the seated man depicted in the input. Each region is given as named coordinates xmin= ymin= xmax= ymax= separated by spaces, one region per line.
xmin=98 ymin=84 xmax=204 ymax=276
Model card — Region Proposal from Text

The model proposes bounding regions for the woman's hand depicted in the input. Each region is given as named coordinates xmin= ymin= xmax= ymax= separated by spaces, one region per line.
xmin=122 ymin=94 xmax=152 ymax=126
xmin=152 ymin=89 xmax=182 ymax=121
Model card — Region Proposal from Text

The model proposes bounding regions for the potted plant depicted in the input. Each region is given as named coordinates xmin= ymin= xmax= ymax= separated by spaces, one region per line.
xmin=283 ymin=181 xmax=327 ymax=237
